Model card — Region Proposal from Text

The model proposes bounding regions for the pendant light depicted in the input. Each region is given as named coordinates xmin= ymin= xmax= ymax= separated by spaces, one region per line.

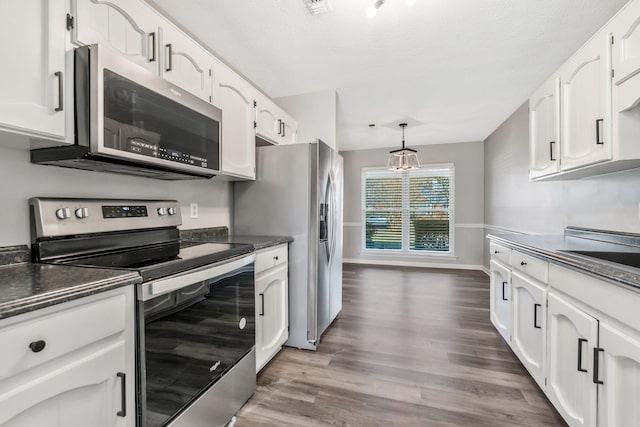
xmin=387 ymin=123 xmax=420 ymax=170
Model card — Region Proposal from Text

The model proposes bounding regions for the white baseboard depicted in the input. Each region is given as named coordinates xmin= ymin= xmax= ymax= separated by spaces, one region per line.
xmin=481 ymin=266 xmax=490 ymax=276
xmin=343 ymin=258 xmax=484 ymax=271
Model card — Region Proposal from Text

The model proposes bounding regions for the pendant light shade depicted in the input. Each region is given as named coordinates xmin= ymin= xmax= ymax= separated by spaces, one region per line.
xmin=387 ymin=123 xmax=420 ymax=171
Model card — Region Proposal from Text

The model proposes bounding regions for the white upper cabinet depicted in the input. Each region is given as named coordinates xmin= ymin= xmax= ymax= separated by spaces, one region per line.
xmin=281 ymin=112 xmax=298 ymax=145
xmin=255 ymin=93 xmax=298 ymax=145
xmin=71 ymin=0 xmax=159 ymax=75
xmin=0 ymin=0 xmax=69 ymax=141
xmin=212 ymin=59 xmax=256 ymax=179
xmin=255 ymin=93 xmax=282 ymax=144
xmin=610 ymin=0 xmax=640 ymax=95
xmin=558 ymin=31 xmax=613 ymax=172
xmin=529 ymin=76 xmax=560 ymax=179
xmin=158 ymin=24 xmax=213 ymax=103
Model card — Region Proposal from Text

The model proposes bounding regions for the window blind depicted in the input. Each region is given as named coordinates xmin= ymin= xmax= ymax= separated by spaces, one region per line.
xmin=362 ymin=165 xmax=455 ymax=253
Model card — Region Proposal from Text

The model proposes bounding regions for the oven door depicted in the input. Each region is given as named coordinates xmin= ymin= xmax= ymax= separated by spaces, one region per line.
xmin=137 ymin=255 xmax=255 ymax=427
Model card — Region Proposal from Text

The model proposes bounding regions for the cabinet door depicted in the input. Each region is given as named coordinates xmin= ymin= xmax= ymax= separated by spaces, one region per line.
xmin=610 ymin=0 xmax=640 ymax=89
xmin=511 ymin=272 xmax=546 ymax=389
xmin=71 ymin=0 xmax=158 ymax=75
xmin=529 ymin=76 xmax=560 ymax=179
xmin=256 ymin=265 xmax=288 ymax=372
xmin=159 ymin=24 xmax=213 ymax=103
xmin=255 ymin=94 xmax=282 ymax=145
xmin=213 ymin=60 xmax=256 ymax=179
xmin=0 ymin=341 xmax=131 ymax=427
xmin=282 ymin=117 xmax=298 ymax=145
xmin=597 ymin=322 xmax=640 ymax=427
xmin=489 ymin=260 xmax=511 ymax=344
xmin=0 ymin=0 xmax=68 ymax=140
xmin=547 ymin=292 xmax=598 ymax=427
xmin=559 ymin=31 xmax=612 ymax=171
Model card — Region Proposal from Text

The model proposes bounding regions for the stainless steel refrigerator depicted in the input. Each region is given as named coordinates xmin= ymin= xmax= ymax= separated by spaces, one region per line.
xmin=234 ymin=140 xmax=343 ymax=351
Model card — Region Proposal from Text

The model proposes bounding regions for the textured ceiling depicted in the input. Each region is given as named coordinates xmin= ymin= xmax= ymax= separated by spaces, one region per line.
xmin=149 ymin=0 xmax=628 ymax=151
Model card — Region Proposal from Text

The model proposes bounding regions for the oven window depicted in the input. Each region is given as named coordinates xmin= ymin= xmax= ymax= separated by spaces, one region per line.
xmin=141 ymin=265 xmax=254 ymax=427
xmin=103 ymin=69 xmax=220 ymax=170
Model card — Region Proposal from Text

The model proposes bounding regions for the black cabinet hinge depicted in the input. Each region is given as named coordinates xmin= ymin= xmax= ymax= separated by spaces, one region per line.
xmin=253 ymin=100 xmax=257 ymax=108
xmin=209 ymin=96 xmax=212 ymax=103
xmin=254 ymin=121 xmax=257 ymax=129
xmin=611 ymin=35 xmax=615 ymax=45
xmin=209 ymin=69 xmax=212 ymax=76
xmin=66 ymin=13 xmax=75 ymax=30
xmin=612 ymin=69 xmax=615 ymax=79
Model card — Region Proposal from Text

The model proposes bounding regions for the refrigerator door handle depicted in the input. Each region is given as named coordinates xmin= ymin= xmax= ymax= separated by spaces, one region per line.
xmin=328 ymin=171 xmax=337 ymax=263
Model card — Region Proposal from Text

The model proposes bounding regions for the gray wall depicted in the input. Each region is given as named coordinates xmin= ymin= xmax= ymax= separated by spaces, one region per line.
xmin=483 ymin=102 xmax=640 ymax=268
xmin=0 ymin=145 xmax=232 ymax=247
xmin=341 ymin=141 xmax=485 ymax=269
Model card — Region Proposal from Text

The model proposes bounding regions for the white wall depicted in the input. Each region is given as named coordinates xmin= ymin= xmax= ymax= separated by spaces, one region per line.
xmin=483 ymin=102 xmax=640 ymax=267
xmin=341 ymin=141 xmax=485 ymax=269
xmin=0 ymin=145 xmax=232 ymax=247
xmin=275 ymin=90 xmax=337 ymax=149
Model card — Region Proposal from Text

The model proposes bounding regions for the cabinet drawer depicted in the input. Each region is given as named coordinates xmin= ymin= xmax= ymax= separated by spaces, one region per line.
xmin=490 ymin=241 xmax=511 ymax=265
xmin=255 ymin=244 xmax=288 ymax=274
xmin=0 ymin=292 xmax=127 ymax=382
xmin=512 ymin=250 xmax=548 ymax=283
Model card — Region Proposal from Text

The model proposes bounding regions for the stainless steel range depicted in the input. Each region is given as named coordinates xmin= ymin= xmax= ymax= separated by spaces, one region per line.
xmin=30 ymin=197 xmax=256 ymax=427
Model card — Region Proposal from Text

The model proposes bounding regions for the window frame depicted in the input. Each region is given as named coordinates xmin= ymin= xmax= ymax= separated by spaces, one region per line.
xmin=361 ymin=163 xmax=455 ymax=255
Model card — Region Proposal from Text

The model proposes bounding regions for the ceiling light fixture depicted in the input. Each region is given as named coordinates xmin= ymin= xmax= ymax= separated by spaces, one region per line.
xmin=387 ymin=123 xmax=420 ymax=171
xmin=366 ymin=0 xmax=385 ymax=18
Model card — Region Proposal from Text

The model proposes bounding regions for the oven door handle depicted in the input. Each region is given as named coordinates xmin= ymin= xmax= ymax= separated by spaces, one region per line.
xmin=141 ymin=254 xmax=255 ymax=301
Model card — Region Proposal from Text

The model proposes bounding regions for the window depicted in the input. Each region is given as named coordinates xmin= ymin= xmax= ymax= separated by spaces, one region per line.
xmin=362 ymin=164 xmax=454 ymax=253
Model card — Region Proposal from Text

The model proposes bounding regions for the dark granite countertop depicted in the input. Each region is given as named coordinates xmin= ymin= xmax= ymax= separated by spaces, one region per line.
xmin=0 ymin=262 xmax=141 ymax=320
xmin=488 ymin=229 xmax=640 ymax=291
xmin=181 ymin=227 xmax=292 ymax=250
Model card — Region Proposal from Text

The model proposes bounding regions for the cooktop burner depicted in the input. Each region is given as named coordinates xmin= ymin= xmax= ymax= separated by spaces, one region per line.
xmin=59 ymin=242 xmax=253 ymax=282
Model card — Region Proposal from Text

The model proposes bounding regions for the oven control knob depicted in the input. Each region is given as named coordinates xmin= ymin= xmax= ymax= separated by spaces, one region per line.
xmin=74 ymin=207 xmax=89 ymax=219
xmin=55 ymin=208 xmax=71 ymax=220
xmin=157 ymin=207 xmax=167 ymax=216
xmin=168 ymin=207 xmax=177 ymax=216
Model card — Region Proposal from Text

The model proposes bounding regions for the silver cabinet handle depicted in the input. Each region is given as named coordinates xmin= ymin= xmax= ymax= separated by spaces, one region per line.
xmin=149 ymin=32 xmax=156 ymax=62
xmin=165 ymin=43 xmax=173 ymax=72
xmin=54 ymin=71 xmax=63 ymax=112
xmin=116 ymin=372 xmax=126 ymax=417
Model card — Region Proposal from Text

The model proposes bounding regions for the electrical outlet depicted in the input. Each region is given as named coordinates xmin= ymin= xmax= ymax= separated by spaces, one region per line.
xmin=190 ymin=203 xmax=198 ymax=219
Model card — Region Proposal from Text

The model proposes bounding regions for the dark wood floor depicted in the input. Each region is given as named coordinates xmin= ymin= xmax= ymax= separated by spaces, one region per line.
xmin=235 ymin=264 xmax=567 ymax=426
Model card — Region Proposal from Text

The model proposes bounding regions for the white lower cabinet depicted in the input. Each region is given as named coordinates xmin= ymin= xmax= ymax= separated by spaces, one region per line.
xmin=511 ymin=271 xmax=546 ymax=389
xmin=489 ymin=239 xmax=640 ymax=427
xmin=597 ymin=322 xmax=640 ymax=427
xmin=0 ymin=286 xmax=136 ymax=427
xmin=489 ymin=259 xmax=511 ymax=343
xmin=255 ymin=244 xmax=289 ymax=372
xmin=547 ymin=292 xmax=598 ymax=427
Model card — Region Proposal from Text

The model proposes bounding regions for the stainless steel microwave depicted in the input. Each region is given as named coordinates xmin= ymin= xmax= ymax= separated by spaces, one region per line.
xmin=31 ymin=44 xmax=221 ymax=180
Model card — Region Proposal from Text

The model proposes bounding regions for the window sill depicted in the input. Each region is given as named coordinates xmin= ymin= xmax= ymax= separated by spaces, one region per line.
xmin=360 ymin=250 xmax=457 ymax=260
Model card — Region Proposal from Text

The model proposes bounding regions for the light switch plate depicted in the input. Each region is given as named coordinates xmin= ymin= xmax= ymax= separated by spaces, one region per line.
xmin=190 ymin=203 xmax=198 ymax=219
